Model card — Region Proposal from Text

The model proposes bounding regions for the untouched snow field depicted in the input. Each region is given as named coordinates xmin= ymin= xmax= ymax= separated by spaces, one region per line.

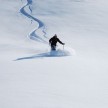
xmin=0 ymin=0 xmax=108 ymax=108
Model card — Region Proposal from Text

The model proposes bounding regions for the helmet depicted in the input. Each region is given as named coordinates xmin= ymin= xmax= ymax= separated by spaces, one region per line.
xmin=54 ymin=34 xmax=57 ymax=38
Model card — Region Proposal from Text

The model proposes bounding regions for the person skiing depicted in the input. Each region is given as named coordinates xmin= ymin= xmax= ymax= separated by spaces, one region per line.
xmin=49 ymin=34 xmax=65 ymax=50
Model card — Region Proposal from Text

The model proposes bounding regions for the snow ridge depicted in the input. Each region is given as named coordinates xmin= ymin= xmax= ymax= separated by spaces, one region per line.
xmin=20 ymin=0 xmax=48 ymax=44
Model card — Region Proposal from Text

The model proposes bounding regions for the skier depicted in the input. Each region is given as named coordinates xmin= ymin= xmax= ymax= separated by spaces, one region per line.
xmin=49 ymin=34 xmax=65 ymax=50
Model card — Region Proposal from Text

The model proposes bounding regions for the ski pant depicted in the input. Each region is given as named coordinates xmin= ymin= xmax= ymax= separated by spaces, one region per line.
xmin=51 ymin=45 xmax=56 ymax=50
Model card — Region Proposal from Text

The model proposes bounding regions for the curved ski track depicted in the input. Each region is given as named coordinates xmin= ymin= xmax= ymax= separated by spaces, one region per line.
xmin=20 ymin=0 xmax=48 ymax=44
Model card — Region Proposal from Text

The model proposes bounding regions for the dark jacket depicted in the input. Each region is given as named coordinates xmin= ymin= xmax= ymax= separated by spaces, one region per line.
xmin=49 ymin=36 xmax=64 ymax=46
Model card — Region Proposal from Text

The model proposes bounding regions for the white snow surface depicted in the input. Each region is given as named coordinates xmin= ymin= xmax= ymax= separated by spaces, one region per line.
xmin=0 ymin=0 xmax=108 ymax=108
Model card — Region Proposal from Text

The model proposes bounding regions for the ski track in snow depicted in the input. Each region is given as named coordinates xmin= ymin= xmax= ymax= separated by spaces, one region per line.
xmin=20 ymin=0 xmax=48 ymax=44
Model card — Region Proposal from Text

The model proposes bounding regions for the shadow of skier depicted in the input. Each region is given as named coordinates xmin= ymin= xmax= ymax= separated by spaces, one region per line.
xmin=15 ymin=50 xmax=70 ymax=61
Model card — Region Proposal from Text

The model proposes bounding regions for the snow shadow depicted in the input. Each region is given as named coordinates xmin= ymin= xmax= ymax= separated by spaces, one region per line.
xmin=15 ymin=49 xmax=72 ymax=61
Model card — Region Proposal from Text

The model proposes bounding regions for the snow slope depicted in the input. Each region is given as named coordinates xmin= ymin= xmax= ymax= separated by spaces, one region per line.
xmin=0 ymin=0 xmax=108 ymax=108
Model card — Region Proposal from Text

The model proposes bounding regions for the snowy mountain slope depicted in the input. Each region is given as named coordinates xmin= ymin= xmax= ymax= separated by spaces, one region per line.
xmin=0 ymin=0 xmax=108 ymax=108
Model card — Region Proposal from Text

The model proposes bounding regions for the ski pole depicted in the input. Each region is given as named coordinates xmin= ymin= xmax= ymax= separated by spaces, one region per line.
xmin=63 ymin=45 xmax=64 ymax=50
xmin=62 ymin=45 xmax=65 ymax=56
